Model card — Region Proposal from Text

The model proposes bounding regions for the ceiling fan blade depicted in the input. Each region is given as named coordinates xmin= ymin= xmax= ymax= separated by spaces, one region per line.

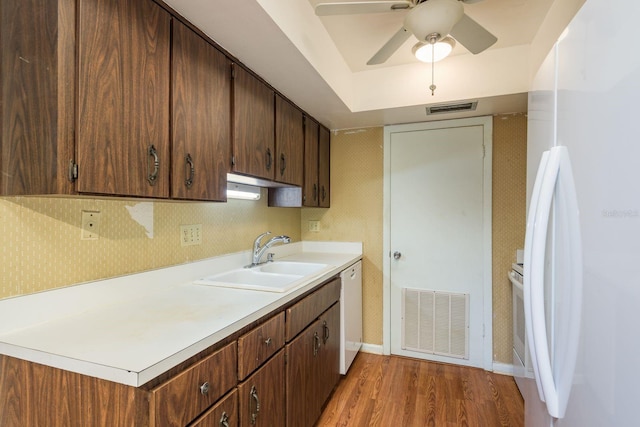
xmin=367 ymin=26 xmax=410 ymax=65
xmin=449 ymin=13 xmax=497 ymax=54
xmin=315 ymin=1 xmax=411 ymax=16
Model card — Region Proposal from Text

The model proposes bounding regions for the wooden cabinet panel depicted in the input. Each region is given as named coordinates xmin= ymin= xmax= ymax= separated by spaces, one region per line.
xmin=275 ymin=95 xmax=304 ymax=186
xmin=238 ymin=312 xmax=285 ymax=381
xmin=0 ymin=0 xmax=75 ymax=196
xmin=232 ymin=66 xmax=275 ymax=180
xmin=77 ymin=0 xmax=170 ymax=198
xmin=238 ymin=350 xmax=285 ymax=427
xmin=303 ymin=118 xmax=320 ymax=207
xmin=285 ymin=319 xmax=323 ymax=427
xmin=150 ymin=342 xmax=237 ymax=427
xmin=0 ymin=354 xmax=148 ymax=426
xmin=285 ymin=302 xmax=341 ymax=427
xmin=317 ymin=302 xmax=341 ymax=407
xmin=318 ymin=125 xmax=331 ymax=208
xmin=190 ymin=389 xmax=238 ymax=427
xmin=171 ymin=20 xmax=230 ymax=201
xmin=285 ymin=277 xmax=341 ymax=341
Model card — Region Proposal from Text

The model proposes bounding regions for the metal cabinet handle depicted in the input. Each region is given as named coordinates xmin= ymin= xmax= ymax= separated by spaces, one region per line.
xmin=266 ymin=148 xmax=272 ymax=171
xmin=250 ymin=385 xmax=260 ymax=425
xmin=185 ymin=153 xmax=195 ymax=188
xmin=321 ymin=185 xmax=326 ymax=202
xmin=147 ymin=145 xmax=159 ymax=186
xmin=199 ymin=381 xmax=210 ymax=395
xmin=280 ymin=153 xmax=286 ymax=176
xmin=313 ymin=183 xmax=318 ymax=201
xmin=322 ymin=320 xmax=330 ymax=344
xmin=393 ymin=251 xmax=402 ymax=260
xmin=219 ymin=411 xmax=230 ymax=427
xmin=264 ymin=337 xmax=272 ymax=346
xmin=313 ymin=331 xmax=321 ymax=356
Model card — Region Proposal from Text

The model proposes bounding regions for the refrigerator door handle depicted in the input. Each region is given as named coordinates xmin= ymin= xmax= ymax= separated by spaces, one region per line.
xmin=528 ymin=146 xmax=562 ymax=418
xmin=523 ymin=150 xmax=550 ymax=402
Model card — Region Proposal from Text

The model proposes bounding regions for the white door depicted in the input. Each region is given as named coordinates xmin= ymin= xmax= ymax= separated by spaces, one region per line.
xmin=384 ymin=117 xmax=492 ymax=369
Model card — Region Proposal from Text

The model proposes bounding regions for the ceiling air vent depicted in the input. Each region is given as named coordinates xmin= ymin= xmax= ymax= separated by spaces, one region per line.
xmin=426 ymin=100 xmax=478 ymax=115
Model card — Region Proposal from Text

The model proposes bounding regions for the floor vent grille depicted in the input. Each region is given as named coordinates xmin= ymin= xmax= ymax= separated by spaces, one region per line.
xmin=402 ymin=288 xmax=469 ymax=359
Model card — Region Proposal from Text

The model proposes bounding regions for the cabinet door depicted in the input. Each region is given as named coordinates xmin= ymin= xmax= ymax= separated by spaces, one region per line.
xmin=232 ymin=66 xmax=275 ymax=181
xmin=318 ymin=302 xmax=341 ymax=406
xmin=318 ymin=125 xmax=331 ymax=207
xmin=275 ymin=95 xmax=303 ymax=186
xmin=1 ymin=0 xmax=75 ymax=196
xmin=171 ymin=20 xmax=230 ymax=201
xmin=303 ymin=118 xmax=319 ymax=207
xmin=285 ymin=318 xmax=323 ymax=427
xmin=238 ymin=350 xmax=285 ymax=427
xmin=77 ymin=0 xmax=170 ymax=197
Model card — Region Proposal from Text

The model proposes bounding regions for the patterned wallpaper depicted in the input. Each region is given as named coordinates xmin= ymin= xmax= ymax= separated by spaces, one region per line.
xmin=491 ymin=113 xmax=528 ymax=363
xmin=302 ymin=127 xmax=384 ymax=345
xmin=0 ymin=193 xmax=301 ymax=299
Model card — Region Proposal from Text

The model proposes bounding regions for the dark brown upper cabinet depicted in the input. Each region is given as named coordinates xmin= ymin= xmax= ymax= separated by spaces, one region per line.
xmin=0 ymin=0 xmax=75 ymax=196
xmin=77 ymin=0 xmax=171 ymax=198
xmin=232 ymin=65 xmax=275 ymax=181
xmin=171 ymin=20 xmax=230 ymax=201
xmin=303 ymin=118 xmax=320 ymax=207
xmin=318 ymin=125 xmax=331 ymax=208
xmin=274 ymin=95 xmax=303 ymax=187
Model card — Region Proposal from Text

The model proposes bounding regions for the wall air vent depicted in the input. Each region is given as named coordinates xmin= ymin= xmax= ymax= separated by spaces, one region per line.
xmin=426 ymin=100 xmax=478 ymax=115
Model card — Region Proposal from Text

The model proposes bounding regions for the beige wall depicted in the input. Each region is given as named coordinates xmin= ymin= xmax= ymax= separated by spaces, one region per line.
xmin=302 ymin=127 xmax=384 ymax=345
xmin=302 ymin=115 xmax=527 ymax=362
xmin=1 ymin=115 xmax=526 ymax=363
xmin=0 ymin=193 xmax=300 ymax=299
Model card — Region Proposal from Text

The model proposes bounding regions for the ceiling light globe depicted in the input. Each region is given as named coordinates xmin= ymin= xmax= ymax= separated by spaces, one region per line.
xmin=413 ymin=37 xmax=456 ymax=63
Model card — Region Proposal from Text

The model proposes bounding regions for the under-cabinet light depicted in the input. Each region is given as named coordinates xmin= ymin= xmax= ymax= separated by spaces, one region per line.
xmin=227 ymin=182 xmax=261 ymax=200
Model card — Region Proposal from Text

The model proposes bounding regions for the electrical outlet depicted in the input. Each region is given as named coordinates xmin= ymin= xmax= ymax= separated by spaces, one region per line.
xmin=308 ymin=220 xmax=320 ymax=232
xmin=81 ymin=210 xmax=101 ymax=240
xmin=180 ymin=224 xmax=202 ymax=246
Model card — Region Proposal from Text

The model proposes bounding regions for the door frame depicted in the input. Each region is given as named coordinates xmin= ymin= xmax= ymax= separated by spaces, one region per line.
xmin=382 ymin=116 xmax=493 ymax=370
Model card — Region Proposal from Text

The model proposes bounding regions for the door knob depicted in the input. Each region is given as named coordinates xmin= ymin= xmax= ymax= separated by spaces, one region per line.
xmin=393 ymin=251 xmax=402 ymax=260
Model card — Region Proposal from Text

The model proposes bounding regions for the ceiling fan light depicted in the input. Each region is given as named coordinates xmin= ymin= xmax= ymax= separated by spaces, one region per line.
xmin=413 ymin=37 xmax=455 ymax=62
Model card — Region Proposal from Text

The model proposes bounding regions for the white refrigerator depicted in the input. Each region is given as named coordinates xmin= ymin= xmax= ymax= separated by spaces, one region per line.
xmin=525 ymin=0 xmax=640 ymax=425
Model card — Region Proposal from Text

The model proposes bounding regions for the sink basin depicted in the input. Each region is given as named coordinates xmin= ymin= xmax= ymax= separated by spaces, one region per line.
xmin=256 ymin=262 xmax=328 ymax=276
xmin=193 ymin=261 xmax=331 ymax=293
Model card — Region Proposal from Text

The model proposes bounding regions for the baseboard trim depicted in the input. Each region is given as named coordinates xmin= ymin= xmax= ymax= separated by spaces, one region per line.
xmin=492 ymin=362 xmax=514 ymax=376
xmin=360 ymin=343 xmax=384 ymax=355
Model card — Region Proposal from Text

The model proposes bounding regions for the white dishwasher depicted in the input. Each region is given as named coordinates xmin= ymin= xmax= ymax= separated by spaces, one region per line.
xmin=340 ymin=260 xmax=362 ymax=375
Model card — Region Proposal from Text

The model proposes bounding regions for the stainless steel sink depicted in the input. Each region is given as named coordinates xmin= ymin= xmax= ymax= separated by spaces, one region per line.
xmin=193 ymin=261 xmax=331 ymax=293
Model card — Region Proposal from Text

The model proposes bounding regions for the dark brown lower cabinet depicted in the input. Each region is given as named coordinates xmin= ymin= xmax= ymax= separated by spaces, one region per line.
xmin=238 ymin=350 xmax=285 ymax=427
xmin=285 ymin=302 xmax=340 ymax=427
xmin=191 ymin=389 xmax=238 ymax=427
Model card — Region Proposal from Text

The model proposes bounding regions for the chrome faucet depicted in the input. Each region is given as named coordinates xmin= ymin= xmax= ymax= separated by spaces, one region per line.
xmin=249 ymin=231 xmax=291 ymax=267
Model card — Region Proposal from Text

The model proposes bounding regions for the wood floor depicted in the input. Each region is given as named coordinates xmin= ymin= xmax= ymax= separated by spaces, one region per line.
xmin=317 ymin=353 xmax=524 ymax=427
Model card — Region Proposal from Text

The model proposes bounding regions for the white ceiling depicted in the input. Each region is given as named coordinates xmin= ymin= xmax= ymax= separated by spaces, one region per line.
xmin=162 ymin=0 xmax=584 ymax=130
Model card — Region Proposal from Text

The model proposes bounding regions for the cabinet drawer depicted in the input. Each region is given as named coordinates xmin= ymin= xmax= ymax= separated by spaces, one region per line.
xmin=190 ymin=389 xmax=238 ymax=427
xmin=151 ymin=342 xmax=237 ymax=427
xmin=238 ymin=312 xmax=284 ymax=381
xmin=285 ymin=277 xmax=341 ymax=342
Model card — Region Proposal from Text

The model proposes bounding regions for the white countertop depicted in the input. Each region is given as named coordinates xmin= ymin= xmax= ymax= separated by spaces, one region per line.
xmin=0 ymin=241 xmax=362 ymax=386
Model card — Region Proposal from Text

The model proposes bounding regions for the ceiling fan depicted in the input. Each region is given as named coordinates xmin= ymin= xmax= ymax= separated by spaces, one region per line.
xmin=315 ymin=0 xmax=497 ymax=65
